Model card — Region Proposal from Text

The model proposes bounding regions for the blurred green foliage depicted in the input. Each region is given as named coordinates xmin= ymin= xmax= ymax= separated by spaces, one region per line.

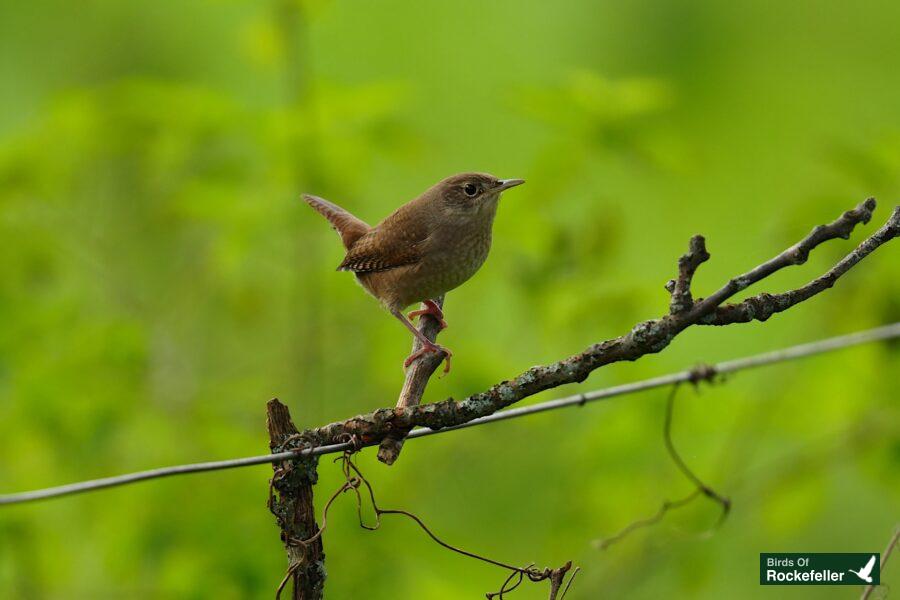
xmin=1 ymin=1 xmax=898 ymax=598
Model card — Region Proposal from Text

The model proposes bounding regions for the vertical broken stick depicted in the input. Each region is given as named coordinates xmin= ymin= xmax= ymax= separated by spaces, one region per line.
xmin=377 ymin=295 xmax=446 ymax=465
xmin=267 ymin=399 xmax=325 ymax=600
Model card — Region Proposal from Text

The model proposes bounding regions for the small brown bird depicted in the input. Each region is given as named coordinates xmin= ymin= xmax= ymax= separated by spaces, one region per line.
xmin=303 ymin=173 xmax=524 ymax=373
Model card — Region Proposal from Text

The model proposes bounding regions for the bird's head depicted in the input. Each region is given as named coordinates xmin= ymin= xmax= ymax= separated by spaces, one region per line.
xmin=433 ymin=172 xmax=525 ymax=220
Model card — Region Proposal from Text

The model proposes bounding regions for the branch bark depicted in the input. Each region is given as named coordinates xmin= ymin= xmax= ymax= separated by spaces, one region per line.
xmin=267 ymin=399 xmax=325 ymax=600
xmin=547 ymin=561 xmax=574 ymax=600
xmin=377 ymin=295 xmax=445 ymax=465
xmin=289 ymin=200 xmax=898 ymax=450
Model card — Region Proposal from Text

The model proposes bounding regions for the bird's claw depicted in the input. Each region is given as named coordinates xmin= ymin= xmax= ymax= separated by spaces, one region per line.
xmin=403 ymin=342 xmax=452 ymax=374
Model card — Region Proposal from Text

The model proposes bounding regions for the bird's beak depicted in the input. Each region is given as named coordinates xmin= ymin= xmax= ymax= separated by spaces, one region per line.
xmin=494 ymin=178 xmax=525 ymax=192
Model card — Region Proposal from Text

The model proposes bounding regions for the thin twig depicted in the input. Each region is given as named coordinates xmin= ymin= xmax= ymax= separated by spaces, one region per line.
xmin=594 ymin=381 xmax=730 ymax=549
xmin=488 ymin=567 xmax=527 ymax=599
xmin=293 ymin=449 xmax=575 ymax=599
xmin=559 ymin=567 xmax=580 ymax=600
xmin=593 ymin=489 xmax=702 ymax=550
xmin=662 ymin=384 xmax=731 ymax=523
xmin=275 ymin=562 xmax=303 ymax=600
xmin=861 ymin=525 xmax=900 ymax=600
xmin=1 ymin=322 xmax=899 ymax=506
xmin=344 ymin=456 xmax=530 ymax=572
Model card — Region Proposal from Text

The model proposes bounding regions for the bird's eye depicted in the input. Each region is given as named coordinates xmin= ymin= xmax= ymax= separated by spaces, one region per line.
xmin=463 ymin=183 xmax=478 ymax=197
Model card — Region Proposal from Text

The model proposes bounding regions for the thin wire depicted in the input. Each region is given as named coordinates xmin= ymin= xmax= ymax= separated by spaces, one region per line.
xmin=1 ymin=322 xmax=898 ymax=506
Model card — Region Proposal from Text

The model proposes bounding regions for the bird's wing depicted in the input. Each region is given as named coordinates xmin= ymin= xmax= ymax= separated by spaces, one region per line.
xmin=862 ymin=556 xmax=876 ymax=576
xmin=337 ymin=201 xmax=429 ymax=273
xmin=303 ymin=194 xmax=371 ymax=250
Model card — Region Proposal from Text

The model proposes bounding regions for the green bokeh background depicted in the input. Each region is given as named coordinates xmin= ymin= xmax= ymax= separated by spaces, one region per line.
xmin=1 ymin=1 xmax=898 ymax=598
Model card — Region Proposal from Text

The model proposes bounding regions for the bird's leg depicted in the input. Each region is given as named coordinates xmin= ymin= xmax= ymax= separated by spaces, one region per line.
xmin=391 ymin=309 xmax=453 ymax=374
xmin=407 ymin=299 xmax=448 ymax=330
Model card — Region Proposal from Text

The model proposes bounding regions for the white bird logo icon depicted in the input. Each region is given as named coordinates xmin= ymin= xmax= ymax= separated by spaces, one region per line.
xmin=848 ymin=555 xmax=877 ymax=583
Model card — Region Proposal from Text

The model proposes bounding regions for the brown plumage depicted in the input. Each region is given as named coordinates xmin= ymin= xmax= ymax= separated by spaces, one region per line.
xmin=303 ymin=172 xmax=524 ymax=373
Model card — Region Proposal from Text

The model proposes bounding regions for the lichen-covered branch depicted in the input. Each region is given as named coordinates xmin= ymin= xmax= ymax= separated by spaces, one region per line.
xmin=701 ymin=203 xmax=899 ymax=325
xmin=687 ymin=198 xmax=878 ymax=319
xmin=666 ymin=234 xmax=710 ymax=314
xmin=290 ymin=199 xmax=898 ymax=452
xmin=267 ymin=400 xmax=325 ymax=600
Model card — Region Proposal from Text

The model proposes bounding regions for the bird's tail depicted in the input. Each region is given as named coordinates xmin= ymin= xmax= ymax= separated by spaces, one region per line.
xmin=302 ymin=194 xmax=371 ymax=250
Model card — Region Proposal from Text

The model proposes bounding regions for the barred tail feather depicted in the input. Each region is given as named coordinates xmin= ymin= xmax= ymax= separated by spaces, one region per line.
xmin=302 ymin=194 xmax=371 ymax=250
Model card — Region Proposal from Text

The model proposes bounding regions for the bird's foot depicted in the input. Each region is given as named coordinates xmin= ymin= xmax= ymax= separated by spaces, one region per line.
xmin=407 ymin=300 xmax=447 ymax=330
xmin=403 ymin=341 xmax=453 ymax=374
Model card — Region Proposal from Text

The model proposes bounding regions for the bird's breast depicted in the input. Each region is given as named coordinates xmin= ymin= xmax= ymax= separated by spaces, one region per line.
xmin=415 ymin=226 xmax=492 ymax=296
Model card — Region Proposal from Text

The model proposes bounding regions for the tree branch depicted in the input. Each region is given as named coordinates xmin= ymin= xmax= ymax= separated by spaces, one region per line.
xmin=267 ymin=400 xmax=325 ymax=600
xmin=666 ymin=234 xmax=710 ymax=314
xmin=293 ymin=200 xmax=897 ymax=450
xmin=701 ymin=201 xmax=897 ymax=325
xmin=377 ymin=295 xmax=445 ymax=465
xmin=688 ymin=198 xmax=878 ymax=319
